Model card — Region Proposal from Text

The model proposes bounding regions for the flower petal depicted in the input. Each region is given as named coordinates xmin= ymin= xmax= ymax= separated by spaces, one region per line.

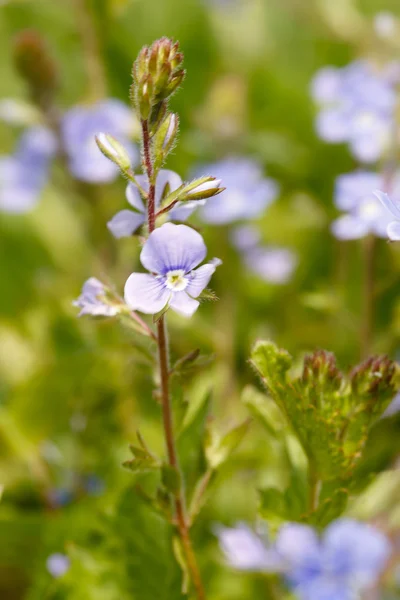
xmin=169 ymin=291 xmax=200 ymax=317
xmin=216 ymin=524 xmax=281 ymax=572
xmin=155 ymin=169 xmax=182 ymax=207
xmin=107 ymin=209 xmax=145 ymax=238
xmin=323 ymin=519 xmax=391 ymax=588
xmin=126 ymin=182 xmax=146 ymax=212
xmin=387 ymin=220 xmax=400 ymax=240
xmin=124 ymin=273 xmax=170 ymax=314
xmin=374 ymin=189 xmax=400 ymax=219
xmin=331 ymin=214 xmax=370 ymax=240
xmin=186 ymin=260 xmax=221 ymax=297
xmin=140 ymin=223 xmax=207 ymax=275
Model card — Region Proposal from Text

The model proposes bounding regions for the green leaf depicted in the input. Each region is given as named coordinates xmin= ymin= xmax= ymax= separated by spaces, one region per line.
xmin=205 ymin=420 xmax=250 ymax=470
xmin=161 ymin=464 xmax=182 ymax=496
xmin=115 ymin=487 xmax=187 ymax=599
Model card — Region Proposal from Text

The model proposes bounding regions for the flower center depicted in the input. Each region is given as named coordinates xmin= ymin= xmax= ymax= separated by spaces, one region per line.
xmin=165 ymin=269 xmax=188 ymax=291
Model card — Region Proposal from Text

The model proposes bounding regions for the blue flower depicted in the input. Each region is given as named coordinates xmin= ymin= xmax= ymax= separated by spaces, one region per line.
xmin=311 ymin=61 xmax=396 ymax=163
xmin=61 ymin=99 xmax=139 ymax=183
xmin=46 ymin=553 xmax=70 ymax=578
xmin=107 ymin=169 xmax=203 ymax=238
xmin=217 ymin=519 xmax=391 ymax=600
xmin=331 ymin=172 xmax=392 ymax=240
xmin=73 ymin=278 xmax=120 ymax=317
xmin=0 ymin=126 xmax=56 ymax=213
xmin=216 ymin=523 xmax=281 ymax=572
xmin=124 ymin=222 xmax=221 ymax=317
xmin=195 ymin=157 xmax=278 ymax=224
xmin=231 ymin=225 xmax=297 ymax=284
xmin=374 ymin=190 xmax=400 ymax=241
xmin=244 ymin=246 xmax=297 ymax=284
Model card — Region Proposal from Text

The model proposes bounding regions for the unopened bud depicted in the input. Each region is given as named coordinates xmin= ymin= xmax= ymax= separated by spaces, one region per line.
xmin=95 ymin=133 xmax=131 ymax=172
xmin=183 ymin=177 xmax=224 ymax=201
xmin=163 ymin=69 xmax=185 ymax=99
xmin=138 ymin=74 xmax=153 ymax=119
xmin=14 ymin=30 xmax=58 ymax=109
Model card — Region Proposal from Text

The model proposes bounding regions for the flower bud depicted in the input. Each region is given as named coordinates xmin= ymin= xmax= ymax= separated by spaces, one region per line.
xmin=131 ymin=38 xmax=185 ymax=123
xmin=137 ymin=74 xmax=153 ymax=120
xmin=95 ymin=133 xmax=131 ymax=172
xmin=153 ymin=113 xmax=179 ymax=170
xmin=13 ymin=30 xmax=58 ymax=109
xmin=182 ymin=177 xmax=224 ymax=201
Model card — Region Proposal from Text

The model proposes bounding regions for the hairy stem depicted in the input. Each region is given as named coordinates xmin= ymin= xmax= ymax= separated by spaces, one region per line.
xmin=142 ymin=119 xmax=206 ymax=599
xmin=142 ymin=119 xmax=156 ymax=233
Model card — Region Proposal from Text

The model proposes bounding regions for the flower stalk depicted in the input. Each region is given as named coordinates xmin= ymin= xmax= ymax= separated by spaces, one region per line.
xmin=141 ymin=113 xmax=206 ymax=600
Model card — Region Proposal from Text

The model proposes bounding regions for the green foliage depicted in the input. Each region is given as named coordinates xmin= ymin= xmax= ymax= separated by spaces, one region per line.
xmin=251 ymin=341 xmax=399 ymax=524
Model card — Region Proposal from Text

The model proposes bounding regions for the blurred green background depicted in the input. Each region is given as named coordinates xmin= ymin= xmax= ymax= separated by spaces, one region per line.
xmin=1 ymin=0 xmax=400 ymax=598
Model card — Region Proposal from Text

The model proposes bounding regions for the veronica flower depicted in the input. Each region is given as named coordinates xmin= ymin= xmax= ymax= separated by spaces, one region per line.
xmin=374 ymin=190 xmax=400 ymax=240
xmin=107 ymin=169 xmax=204 ymax=238
xmin=73 ymin=278 xmax=120 ymax=317
xmin=244 ymin=247 xmax=297 ymax=284
xmin=216 ymin=523 xmax=281 ymax=572
xmin=0 ymin=126 xmax=56 ymax=213
xmin=196 ymin=157 xmax=279 ymax=224
xmin=311 ymin=60 xmax=396 ymax=163
xmin=331 ymin=172 xmax=392 ymax=240
xmin=124 ymin=223 xmax=221 ymax=317
xmin=46 ymin=553 xmax=70 ymax=578
xmin=61 ymin=99 xmax=139 ymax=183
xmin=218 ymin=519 xmax=391 ymax=600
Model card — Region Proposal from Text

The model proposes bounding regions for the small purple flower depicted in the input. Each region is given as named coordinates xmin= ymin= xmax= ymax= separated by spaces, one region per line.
xmin=124 ymin=223 xmax=221 ymax=317
xmin=46 ymin=553 xmax=70 ymax=578
xmin=311 ymin=60 xmax=396 ymax=163
xmin=196 ymin=157 xmax=279 ymax=224
xmin=244 ymin=247 xmax=297 ymax=284
xmin=62 ymin=99 xmax=139 ymax=183
xmin=216 ymin=523 xmax=281 ymax=572
xmin=107 ymin=169 xmax=202 ymax=238
xmin=334 ymin=171 xmax=383 ymax=211
xmin=73 ymin=278 xmax=119 ymax=317
xmin=374 ymin=190 xmax=400 ymax=241
xmin=217 ymin=519 xmax=391 ymax=600
xmin=231 ymin=224 xmax=262 ymax=251
xmin=331 ymin=173 xmax=392 ymax=240
xmin=0 ymin=126 xmax=56 ymax=213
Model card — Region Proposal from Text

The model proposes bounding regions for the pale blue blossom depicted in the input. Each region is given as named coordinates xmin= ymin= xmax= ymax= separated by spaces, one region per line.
xmin=46 ymin=553 xmax=70 ymax=578
xmin=331 ymin=172 xmax=392 ymax=240
xmin=374 ymin=190 xmax=400 ymax=241
xmin=218 ymin=519 xmax=391 ymax=600
xmin=73 ymin=278 xmax=119 ymax=317
xmin=231 ymin=225 xmax=297 ymax=284
xmin=244 ymin=247 xmax=297 ymax=284
xmin=311 ymin=61 xmax=396 ymax=163
xmin=196 ymin=157 xmax=279 ymax=224
xmin=0 ymin=126 xmax=56 ymax=213
xmin=107 ymin=169 xmax=204 ymax=238
xmin=124 ymin=223 xmax=221 ymax=317
xmin=61 ymin=99 xmax=139 ymax=183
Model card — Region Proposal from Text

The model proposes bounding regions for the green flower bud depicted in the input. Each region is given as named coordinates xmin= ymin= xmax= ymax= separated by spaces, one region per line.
xmin=182 ymin=177 xmax=224 ymax=201
xmin=95 ymin=133 xmax=131 ymax=172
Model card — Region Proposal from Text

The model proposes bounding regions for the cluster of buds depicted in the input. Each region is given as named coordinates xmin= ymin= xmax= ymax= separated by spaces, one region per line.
xmin=350 ymin=355 xmax=397 ymax=399
xmin=13 ymin=30 xmax=58 ymax=110
xmin=301 ymin=350 xmax=343 ymax=393
xmin=131 ymin=37 xmax=185 ymax=124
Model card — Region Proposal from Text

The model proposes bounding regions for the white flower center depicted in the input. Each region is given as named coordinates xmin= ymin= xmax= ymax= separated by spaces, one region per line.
xmin=165 ymin=269 xmax=188 ymax=291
